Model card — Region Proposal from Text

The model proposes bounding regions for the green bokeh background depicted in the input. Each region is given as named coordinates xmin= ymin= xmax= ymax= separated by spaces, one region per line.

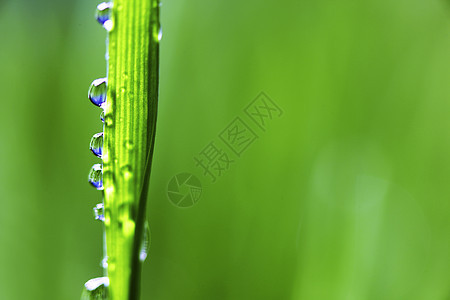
xmin=0 ymin=0 xmax=449 ymax=299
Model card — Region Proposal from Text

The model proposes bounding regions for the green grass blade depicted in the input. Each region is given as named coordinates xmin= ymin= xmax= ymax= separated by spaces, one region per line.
xmin=101 ymin=0 xmax=160 ymax=299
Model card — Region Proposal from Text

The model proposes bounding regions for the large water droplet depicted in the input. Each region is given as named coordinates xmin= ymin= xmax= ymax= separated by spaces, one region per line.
xmin=140 ymin=222 xmax=151 ymax=262
xmin=90 ymin=132 xmax=104 ymax=158
xmin=95 ymin=2 xmax=113 ymax=31
xmin=93 ymin=203 xmax=105 ymax=221
xmin=88 ymin=78 xmax=107 ymax=107
xmin=81 ymin=277 xmax=109 ymax=300
xmin=88 ymin=164 xmax=103 ymax=190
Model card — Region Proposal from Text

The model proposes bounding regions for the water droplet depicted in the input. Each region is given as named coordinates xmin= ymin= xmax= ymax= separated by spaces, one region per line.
xmin=158 ymin=26 xmax=162 ymax=41
xmin=121 ymin=164 xmax=133 ymax=180
xmin=104 ymin=114 xmax=114 ymax=127
xmin=88 ymin=78 xmax=107 ymax=107
xmin=81 ymin=277 xmax=109 ymax=300
xmin=90 ymin=132 xmax=104 ymax=158
xmin=100 ymin=256 xmax=108 ymax=269
xmin=88 ymin=164 xmax=103 ymax=190
xmin=93 ymin=203 xmax=105 ymax=221
xmin=95 ymin=2 xmax=113 ymax=31
xmin=140 ymin=222 xmax=151 ymax=262
xmin=124 ymin=140 xmax=134 ymax=150
xmin=100 ymin=111 xmax=105 ymax=123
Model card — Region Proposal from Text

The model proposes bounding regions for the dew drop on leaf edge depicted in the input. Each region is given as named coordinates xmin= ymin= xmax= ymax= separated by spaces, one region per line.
xmin=95 ymin=2 xmax=113 ymax=31
xmin=90 ymin=132 xmax=104 ymax=158
xmin=104 ymin=114 xmax=113 ymax=127
xmin=93 ymin=203 xmax=105 ymax=221
xmin=100 ymin=256 xmax=108 ymax=269
xmin=81 ymin=277 xmax=109 ymax=300
xmin=88 ymin=163 xmax=103 ymax=190
xmin=140 ymin=222 xmax=151 ymax=262
xmin=88 ymin=78 xmax=107 ymax=107
xmin=158 ymin=26 xmax=162 ymax=41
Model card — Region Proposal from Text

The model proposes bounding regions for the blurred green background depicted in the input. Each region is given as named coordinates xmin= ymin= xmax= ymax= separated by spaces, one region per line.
xmin=0 ymin=0 xmax=449 ymax=299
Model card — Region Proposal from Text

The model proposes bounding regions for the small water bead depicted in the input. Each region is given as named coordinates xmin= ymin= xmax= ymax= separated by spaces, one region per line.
xmin=100 ymin=256 xmax=108 ymax=269
xmin=124 ymin=140 xmax=134 ymax=150
xmin=106 ymin=256 xmax=116 ymax=272
xmin=140 ymin=222 xmax=151 ymax=262
xmin=102 ymin=169 xmax=115 ymax=182
xmin=95 ymin=2 xmax=113 ymax=31
xmin=88 ymin=78 xmax=107 ymax=107
xmin=93 ymin=203 xmax=105 ymax=221
xmin=90 ymin=132 xmax=104 ymax=158
xmin=121 ymin=165 xmax=133 ymax=180
xmin=100 ymin=111 xmax=105 ymax=123
xmin=158 ymin=26 xmax=162 ymax=41
xmin=104 ymin=114 xmax=113 ymax=127
xmin=81 ymin=277 xmax=109 ymax=300
xmin=88 ymin=164 xmax=103 ymax=190
xmin=102 ymin=151 xmax=110 ymax=164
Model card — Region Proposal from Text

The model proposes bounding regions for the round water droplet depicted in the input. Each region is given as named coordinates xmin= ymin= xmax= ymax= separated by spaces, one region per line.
xmin=124 ymin=140 xmax=134 ymax=150
xmin=88 ymin=164 xmax=103 ymax=190
xmin=90 ymin=132 xmax=104 ymax=158
xmin=100 ymin=111 xmax=105 ymax=123
xmin=93 ymin=203 xmax=105 ymax=221
xmin=88 ymin=78 xmax=107 ymax=107
xmin=81 ymin=277 xmax=109 ymax=300
xmin=121 ymin=165 xmax=133 ymax=181
xmin=95 ymin=2 xmax=113 ymax=31
xmin=140 ymin=222 xmax=151 ymax=262
xmin=104 ymin=114 xmax=113 ymax=127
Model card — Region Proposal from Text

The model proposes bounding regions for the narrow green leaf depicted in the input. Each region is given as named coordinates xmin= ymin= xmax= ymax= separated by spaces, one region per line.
xmin=101 ymin=0 xmax=160 ymax=299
